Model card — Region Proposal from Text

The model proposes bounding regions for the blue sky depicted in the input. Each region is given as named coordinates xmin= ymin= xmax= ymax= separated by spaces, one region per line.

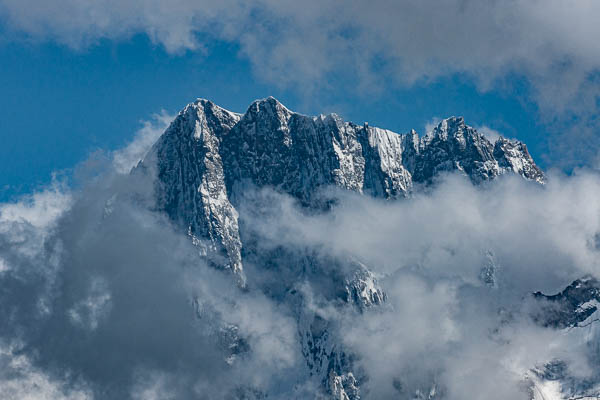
xmin=1 ymin=1 xmax=599 ymax=200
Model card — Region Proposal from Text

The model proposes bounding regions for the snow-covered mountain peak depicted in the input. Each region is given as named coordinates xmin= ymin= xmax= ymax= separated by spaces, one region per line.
xmin=424 ymin=116 xmax=477 ymax=142
xmin=246 ymin=96 xmax=294 ymax=121
xmin=130 ymin=96 xmax=555 ymax=399
xmin=315 ymin=112 xmax=344 ymax=126
xmin=432 ymin=116 xmax=466 ymax=134
xmin=174 ymin=98 xmax=241 ymax=142
xmin=186 ymin=97 xmax=238 ymax=116
xmin=140 ymin=97 xmax=545 ymax=279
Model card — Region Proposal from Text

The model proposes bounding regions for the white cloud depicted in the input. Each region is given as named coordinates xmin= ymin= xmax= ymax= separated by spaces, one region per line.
xmin=1 ymin=102 xmax=600 ymax=397
xmin=0 ymin=181 xmax=71 ymax=271
xmin=0 ymin=257 xmax=8 ymax=273
xmin=238 ymin=172 xmax=600 ymax=398
xmin=3 ymin=1 xmax=598 ymax=166
xmin=0 ymin=1 xmax=598 ymax=103
xmin=67 ymin=276 xmax=112 ymax=331
xmin=130 ymin=372 xmax=176 ymax=400
xmin=2 ymin=166 xmax=600 ymax=398
xmin=476 ymin=125 xmax=504 ymax=142
xmin=1 ymin=1 xmax=599 ymax=166
xmin=424 ymin=117 xmax=441 ymax=135
xmin=0 ymin=342 xmax=92 ymax=400
xmin=245 ymin=173 xmax=600 ymax=283
xmin=0 ymin=155 xmax=306 ymax=399
xmin=0 ymin=180 xmax=71 ymax=229
xmin=112 ymin=111 xmax=174 ymax=174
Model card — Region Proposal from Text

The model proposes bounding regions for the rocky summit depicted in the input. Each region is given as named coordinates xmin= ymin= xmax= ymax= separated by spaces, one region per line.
xmin=139 ymin=96 xmax=543 ymax=281
xmin=133 ymin=97 xmax=598 ymax=399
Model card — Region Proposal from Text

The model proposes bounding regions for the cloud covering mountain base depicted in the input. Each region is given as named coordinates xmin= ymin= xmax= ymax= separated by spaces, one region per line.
xmin=1 ymin=137 xmax=599 ymax=399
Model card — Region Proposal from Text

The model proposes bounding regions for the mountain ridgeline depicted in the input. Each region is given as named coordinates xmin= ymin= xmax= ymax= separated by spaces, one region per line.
xmin=134 ymin=97 xmax=588 ymax=399
xmin=139 ymin=97 xmax=543 ymax=282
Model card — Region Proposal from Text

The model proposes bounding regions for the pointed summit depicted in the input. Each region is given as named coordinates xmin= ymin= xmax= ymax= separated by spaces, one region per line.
xmin=137 ymin=96 xmax=545 ymax=283
xmin=425 ymin=116 xmax=468 ymax=141
xmin=133 ymin=96 xmax=547 ymax=398
xmin=437 ymin=116 xmax=465 ymax=130
xmin=246 ymin=96 xmax=292 ymax=119
xmin=172 ymin=98 xmax=241 ymax=142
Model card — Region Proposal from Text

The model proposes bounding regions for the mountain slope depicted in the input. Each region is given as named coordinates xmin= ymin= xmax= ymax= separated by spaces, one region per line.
xmin=136 ymin=96 xmax=547 ymax=399
xmin=140 ymin=97 xmax=543 ymax=280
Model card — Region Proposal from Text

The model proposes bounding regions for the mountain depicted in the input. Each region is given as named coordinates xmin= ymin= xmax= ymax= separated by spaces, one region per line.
xmin=135 ymin=97 xmax=565 ymax=399
xmin=140 ymin=97 xmax=543 ymax=282
xmin=531 ymin=277 xmax=600 ymax=399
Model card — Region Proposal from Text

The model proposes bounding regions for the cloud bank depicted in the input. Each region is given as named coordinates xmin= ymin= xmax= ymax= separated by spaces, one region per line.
xmin=1 ymin=1 xmax=599 ymax=109
xmin=1 ymin=106 xmax=600 ymax=398
xmin=0 ymin=153 xmax=303 ymax=399
xmin=239 ymin=172 xmax=600 ymax=398
xmin=2 ymin=148 xmax=600 ymax=398
xmin=112 ymin=111 xmax=174 ymax=174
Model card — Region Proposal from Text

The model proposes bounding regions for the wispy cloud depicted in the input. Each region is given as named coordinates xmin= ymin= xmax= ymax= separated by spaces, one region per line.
xmin=238 ymin=172 xmax=600 ymax=398
xmin=424 ymin=117 xmax=441 ymax=135
xmin=112 ymin=111 xmax=174 ymax=174
xmin=0 ymin=157 xmax=304 ymax=399
xmin=476 ymin=125 xmax=504 ymax=142
xmin=1 ymin=145 xmax=600 ymax=398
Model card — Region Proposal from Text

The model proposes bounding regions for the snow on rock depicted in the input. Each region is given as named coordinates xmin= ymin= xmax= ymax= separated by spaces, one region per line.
xmin=138 ymin=99 xmax=246 ymax=283
xmin=531 ymin=277 xmax=600 ymax=399
xmin=135 ymin=97 xmax=547 ymax=399
xmin=138 ymin=99 xmax=544 ymax=284
xmin=344 ymin=262 xmax=387 ymax=310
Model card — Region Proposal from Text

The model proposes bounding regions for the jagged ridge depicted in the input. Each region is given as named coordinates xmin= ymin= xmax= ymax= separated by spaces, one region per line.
xmin=136 ymin=96 xmax=546 ymax=399
xmin=140 ymin=96 xmax=543 ymax=279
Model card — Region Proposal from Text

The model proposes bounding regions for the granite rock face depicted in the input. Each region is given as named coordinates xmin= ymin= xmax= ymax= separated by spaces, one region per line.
xmin=531 ymin=277 xmax=600 ymax=399
xmin=140 ymin=97 xmax=543 ymax=280
xmin=137 ymin=96 xmax=547 ymax=399
xmin=533 ymin=277 xmax=600 ymax=329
